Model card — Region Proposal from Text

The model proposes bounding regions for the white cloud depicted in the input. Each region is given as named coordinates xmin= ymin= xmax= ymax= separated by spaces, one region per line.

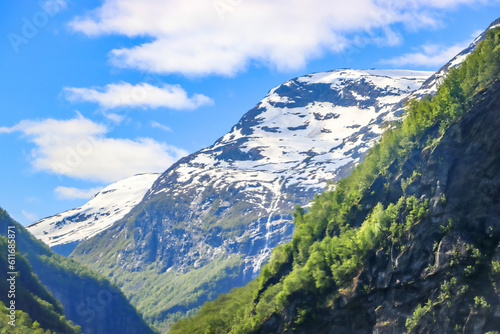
xmin=0 ymin=127 xmax=15 ymax=134
xmin=380 ymin=42 xmax=469 ymax=67
xmin=1 ymin=115 xmax=188 ymax=183
xmin=68 ymin=0 xmax=493 ymax=76
xmin=64 ymin=82 xmax=213 ymax=110
xmin=55 ymin=186 xmax=104 ymax=200
xmin=103 ymin=112 xmax=126 ymax=124
xmin=151 ymin=121 xmax=172 ymax=132
xmin=22 ymin=210 xmax=38 ymax=222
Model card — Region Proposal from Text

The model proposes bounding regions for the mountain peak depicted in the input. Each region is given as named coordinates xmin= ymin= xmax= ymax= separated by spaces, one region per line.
xmin=67 ymin=67 xmax=432 ymax=328
xmin=27 ymin=173 xmax=160 ymax=255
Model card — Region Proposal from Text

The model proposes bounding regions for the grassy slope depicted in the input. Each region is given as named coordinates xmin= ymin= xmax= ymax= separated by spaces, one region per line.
xmin=113 ymin=255 xmax=244 ymax=331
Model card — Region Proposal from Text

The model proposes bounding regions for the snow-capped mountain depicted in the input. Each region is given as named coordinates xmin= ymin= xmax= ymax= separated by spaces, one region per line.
xmin=67 ymin=69 xmax=432 ymax=327
xmin=27 ymin=173 xmax=159 ymax=255
xmin=139 ymin=69 xmax=432 ymax=275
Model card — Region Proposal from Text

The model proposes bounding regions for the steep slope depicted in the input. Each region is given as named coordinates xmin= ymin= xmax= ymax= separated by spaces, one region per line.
xmin=0 ymin=208 xmax=156 ymax=334
xmin=170 ymin=26 xmax=500 ymax=334
xmin=27 ymin=173 xmax=159 ymax=256
xmin=70 ymin=69 xmax=431 ymax=330
xmin=0 ymin=235 xmax=81 ymax=333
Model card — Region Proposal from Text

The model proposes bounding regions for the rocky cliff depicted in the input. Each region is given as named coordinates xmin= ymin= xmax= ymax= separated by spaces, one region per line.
xmin=255 ymin=75 xmax=500 ymax=334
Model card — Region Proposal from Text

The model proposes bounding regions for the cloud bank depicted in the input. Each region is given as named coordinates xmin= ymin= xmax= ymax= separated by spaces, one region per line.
xmin=69 ymin=0 xmax=492 ymax=76
xmin=0 ymin=115 xmax=187 ymax=182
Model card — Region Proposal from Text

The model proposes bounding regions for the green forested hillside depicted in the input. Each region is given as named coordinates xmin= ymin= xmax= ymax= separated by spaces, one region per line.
xmin=0 ymin=208 xmax=156 ymax=334
xmin=170 ymin=27 xmax=500 ymax=334
xmin=0 ymin=235 xmax=81 ymax=334
xmin=0 ymin=301 xmax=66 ymax=334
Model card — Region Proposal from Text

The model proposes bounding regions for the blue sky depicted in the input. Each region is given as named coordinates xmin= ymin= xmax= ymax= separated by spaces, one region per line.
xmin=1 ymin=0 xmax=500 ymax=225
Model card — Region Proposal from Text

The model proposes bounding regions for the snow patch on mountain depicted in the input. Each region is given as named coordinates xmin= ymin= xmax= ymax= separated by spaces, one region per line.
xmin=300 ymin=69 xmax=431 ymax=85
xmin=169 ymin=69 xmax=433 ymax=190
xmin=27 ymin=173 xmax=160 ymax=248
